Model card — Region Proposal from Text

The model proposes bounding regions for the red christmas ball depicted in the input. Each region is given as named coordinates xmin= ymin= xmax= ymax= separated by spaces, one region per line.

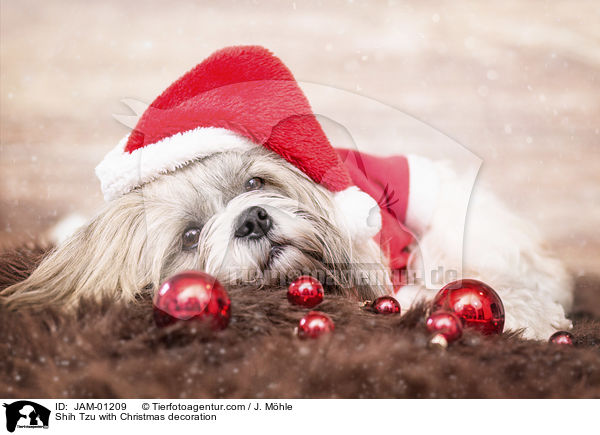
xmin=426 ymin=311 xmax=463 ymax=342
xmin=371 ymin=296 xmax=401 ymax=315
xmin=297 ymin=311 xmax=334 ymax=339
xmin=287 ymin=276 xmax=324 ymax=308
xmin=432 ymin=279 xmax=505 ymax=335
xmin=153 ymin=270 xmax=231 ymax=330
xmin=549 ymin=331 xmax=574 ymax=345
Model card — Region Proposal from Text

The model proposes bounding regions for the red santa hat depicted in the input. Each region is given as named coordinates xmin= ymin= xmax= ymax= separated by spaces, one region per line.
xmin=96 ymin=45 xmax=381 ymax=239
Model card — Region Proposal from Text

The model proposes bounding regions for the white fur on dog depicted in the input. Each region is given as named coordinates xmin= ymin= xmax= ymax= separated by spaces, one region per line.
xmin=405 ymin=154 xmax=441 ymax=234
xmin=395 ymin=160 xmax=573 ymax=339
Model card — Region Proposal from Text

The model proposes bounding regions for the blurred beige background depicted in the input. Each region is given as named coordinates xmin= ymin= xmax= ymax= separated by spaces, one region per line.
xmin=1 ymin=0 xmax=598 ymax=275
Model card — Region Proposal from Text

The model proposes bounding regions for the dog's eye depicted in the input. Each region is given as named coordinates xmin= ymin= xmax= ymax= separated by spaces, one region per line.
xmin=182 ymin=228 xmax=201 ymax=250
xmin=244 ymin=177 xmax=264 ymax=191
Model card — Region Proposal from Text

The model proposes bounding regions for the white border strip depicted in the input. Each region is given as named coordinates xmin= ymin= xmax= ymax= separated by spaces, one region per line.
xmin=405 ymin=154 xmax=440 ymax=234
xmin=95 ymin=127 xmax=255 ymax=201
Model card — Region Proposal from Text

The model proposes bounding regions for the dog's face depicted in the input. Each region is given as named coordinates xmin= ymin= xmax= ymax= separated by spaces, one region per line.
xmin=1 ymin=147 xmax=389 ymax=310
xmin=142 ymin=147 xmax=363 ymax=289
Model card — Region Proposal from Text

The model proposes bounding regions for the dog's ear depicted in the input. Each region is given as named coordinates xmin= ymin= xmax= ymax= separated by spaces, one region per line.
xmin=0 ymin=193 xmax=156 ymax=311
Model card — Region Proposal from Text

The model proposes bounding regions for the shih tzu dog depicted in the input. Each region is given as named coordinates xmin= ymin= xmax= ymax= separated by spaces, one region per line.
xmin=0 ymin=46 xmax=573 ymax=340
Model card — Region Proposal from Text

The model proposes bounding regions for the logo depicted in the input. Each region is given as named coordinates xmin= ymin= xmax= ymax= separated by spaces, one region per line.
xmin=3 ymin=401 xmax=50 ymax=433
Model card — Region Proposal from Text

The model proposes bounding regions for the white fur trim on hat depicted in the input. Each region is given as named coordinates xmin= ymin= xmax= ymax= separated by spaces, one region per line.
xmin=95 ymin=127 xmax=255 ymax=201
xmin=333 ymin=186 xmax=382 ymax=239
xmin=405 ymin=154 xmax=440 ymax=234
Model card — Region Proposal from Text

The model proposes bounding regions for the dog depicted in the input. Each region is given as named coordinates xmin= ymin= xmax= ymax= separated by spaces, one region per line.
xmin=0 ymin=46 xmax=573 ymax=340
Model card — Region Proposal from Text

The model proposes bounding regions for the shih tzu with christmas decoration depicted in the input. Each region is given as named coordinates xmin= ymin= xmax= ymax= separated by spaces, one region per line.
xmin=0 ymin=46 xmax=573 ymax=339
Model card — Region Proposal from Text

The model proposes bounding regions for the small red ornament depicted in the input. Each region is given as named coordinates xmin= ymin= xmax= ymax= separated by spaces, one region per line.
xmin=287 ymin=276 xmax=324 ymax=308
xmin=297 ymin=311 xmax=334 ymax=339
xmin=153 ymin=270 xmax=231 ymax=330
xmin=426 ymin=310 xmax=463 ymax=342
xmin=371 ymin=296 xmax=401 ymax=315
xmin=432 ymin=279 xmax=505 ymax=335
xmin=549 ymin=331 xmax=574 ymax=345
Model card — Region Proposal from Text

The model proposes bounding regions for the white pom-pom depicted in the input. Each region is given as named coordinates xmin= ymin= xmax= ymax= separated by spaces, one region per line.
xmin=333 ymin=186 xmax=381 ymax=239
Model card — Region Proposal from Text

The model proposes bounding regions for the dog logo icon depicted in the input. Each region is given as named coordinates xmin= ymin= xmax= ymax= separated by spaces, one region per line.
xmin=3 ymin=401 xmax=50 ymax=433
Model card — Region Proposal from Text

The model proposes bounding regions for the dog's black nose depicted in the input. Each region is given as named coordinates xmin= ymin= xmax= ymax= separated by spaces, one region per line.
xmin=234 ymin=206 xmax=272 ymax=239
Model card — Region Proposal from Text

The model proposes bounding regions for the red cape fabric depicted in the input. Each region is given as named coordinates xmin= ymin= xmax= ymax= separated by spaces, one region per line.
xmin=336 ymin=149 xmax=413 ymax=282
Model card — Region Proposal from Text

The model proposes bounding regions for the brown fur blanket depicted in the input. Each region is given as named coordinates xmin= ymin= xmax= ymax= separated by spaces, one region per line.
xmin=1 ymin=245 xmax=600 ymax=398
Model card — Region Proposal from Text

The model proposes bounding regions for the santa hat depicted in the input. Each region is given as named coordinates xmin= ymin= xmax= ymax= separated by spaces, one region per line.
xmin=96 ymin=45 xmax=381 ymax=239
